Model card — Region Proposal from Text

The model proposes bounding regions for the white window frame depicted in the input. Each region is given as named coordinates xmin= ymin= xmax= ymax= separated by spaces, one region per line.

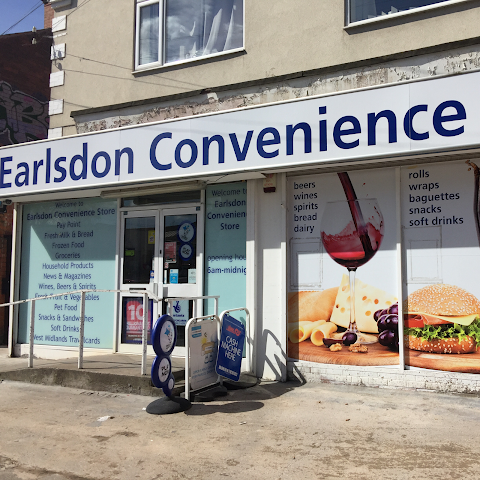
xmin=345 ymin=0 xmax=474 ymax=28
xmin=134 ymin=0 xmax=245 ymax=72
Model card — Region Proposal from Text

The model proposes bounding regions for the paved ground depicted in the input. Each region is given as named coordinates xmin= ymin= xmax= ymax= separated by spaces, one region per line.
xmin=0 ymin=348 xmax=185 ymax=397
xmin=0 ymin=379 xmax=479 ymax=480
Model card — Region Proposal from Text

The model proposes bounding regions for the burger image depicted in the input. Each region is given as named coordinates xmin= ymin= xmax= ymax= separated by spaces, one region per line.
xmin=404 ymin=284 xmax=480 ymax=354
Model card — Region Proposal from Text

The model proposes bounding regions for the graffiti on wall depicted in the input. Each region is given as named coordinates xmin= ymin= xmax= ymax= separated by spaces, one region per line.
xmin=0 ymin=81 xmax=49 ymax=145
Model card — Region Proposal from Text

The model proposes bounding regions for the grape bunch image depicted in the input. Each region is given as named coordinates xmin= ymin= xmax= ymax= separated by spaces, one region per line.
xmin=374 ymin=303 xmax=399 ymax=350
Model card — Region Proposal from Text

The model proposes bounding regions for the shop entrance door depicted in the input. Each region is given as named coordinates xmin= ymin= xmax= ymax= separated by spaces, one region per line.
xmin=118 ymin=206 xmax=203 ymax=356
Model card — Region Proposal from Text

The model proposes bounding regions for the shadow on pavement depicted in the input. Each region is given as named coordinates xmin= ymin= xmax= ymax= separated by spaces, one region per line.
xmin=185 ymin=401 xmax=264 ymax=415
xmin=183 ymin=379 xmax=306 ymax=415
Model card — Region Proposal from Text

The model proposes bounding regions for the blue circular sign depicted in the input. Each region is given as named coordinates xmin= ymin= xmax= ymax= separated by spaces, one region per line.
xmin=151 ymin=314 xmax=177 ymax=357
xmin=151 ymin=355 xmax=172 ymax=389
xmin=179 ymin=243 xmax=194 ymax=261
xmin=162 ymin=373 xmax=176 ymax=397
xmin=178 ymin=222 xmax=195 ymax=243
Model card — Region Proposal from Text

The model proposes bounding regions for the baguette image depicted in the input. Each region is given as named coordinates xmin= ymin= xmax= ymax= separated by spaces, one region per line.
xmin=289 ymin=320 xmax=326 ymax=343
xmin=288 ymin=288 xmax=338 ymax=324
xmin=310 ymin=322 xmax=338 ymax=346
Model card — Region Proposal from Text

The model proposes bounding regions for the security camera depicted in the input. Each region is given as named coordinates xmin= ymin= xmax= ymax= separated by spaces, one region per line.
xmin=3 ymin=199 xmax=12 ymax=205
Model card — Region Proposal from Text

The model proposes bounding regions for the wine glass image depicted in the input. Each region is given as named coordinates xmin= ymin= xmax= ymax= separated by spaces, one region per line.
xmin=320 ymin=198 xmax=384 ymax=344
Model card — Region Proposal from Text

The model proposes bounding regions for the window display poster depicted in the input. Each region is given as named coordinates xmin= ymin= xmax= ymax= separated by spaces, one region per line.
xmin=18 ymin=198 xmax=117 ymax=349
xmin=287 ymin=168 xmax=399 ymax=366
xmin=121 ymin=297 xmax=153 ymax=344
xmin=401 ymin=160 xmax=480 ymax=373
xmin=164 ymin=241 xmax=177 ymax=263
xmin=204 ymin=183 xmax=247 ymax=328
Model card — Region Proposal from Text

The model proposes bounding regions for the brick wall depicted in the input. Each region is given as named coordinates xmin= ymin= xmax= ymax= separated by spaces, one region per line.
xmin=44 ymin=3 xmax=54 ymax=29
xmin=0 ymin=29 xmax=51 ymax=344
xmin=289 ymin=361 xmax=480 ymax=395
xmin=0 ymin=29 xmax=52 ymax=104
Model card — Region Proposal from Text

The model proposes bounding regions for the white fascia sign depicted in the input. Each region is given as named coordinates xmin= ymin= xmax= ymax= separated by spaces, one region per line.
xmin=1 ymin=71 xmax=480 ymax=198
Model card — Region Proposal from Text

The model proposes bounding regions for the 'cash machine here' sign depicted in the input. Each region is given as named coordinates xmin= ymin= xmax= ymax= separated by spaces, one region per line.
xmin=216 ymin=315 xmax=245 ymax=382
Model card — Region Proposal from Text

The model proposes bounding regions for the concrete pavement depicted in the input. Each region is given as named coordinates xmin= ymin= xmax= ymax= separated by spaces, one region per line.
xmin=0 ymin=378 xmax=479 ymax=479
xmin=0 ymin=347 xmax=185 ymax=396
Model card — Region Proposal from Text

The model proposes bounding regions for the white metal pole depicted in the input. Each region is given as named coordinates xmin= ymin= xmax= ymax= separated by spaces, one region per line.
xmin=395 ymin=167 xmax=405 ymax=372
xmin=141 ymin=292 xmax=148 ymax=375
xmin=78 ymin=291 xmax=86 ymax=369
xmin=28 ymin=300 xmax=35 ymax=368
xmin=185 ymin=317 xmax=193 ymax=401
xmin=214 ymin=297 xmax=218 ymax=317
xmin=8 ymin=202 xmax=19 ymax=358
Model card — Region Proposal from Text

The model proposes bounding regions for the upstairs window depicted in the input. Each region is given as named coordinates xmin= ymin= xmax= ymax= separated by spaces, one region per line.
xmin=348 ymin=0 xmax=465 ymax=24
xmin=135 ymin=0 xmax=244 ymax=70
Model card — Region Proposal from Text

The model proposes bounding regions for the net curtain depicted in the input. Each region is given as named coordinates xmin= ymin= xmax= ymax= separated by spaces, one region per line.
xmin=165 ymin=0 xmax=243 ymax=63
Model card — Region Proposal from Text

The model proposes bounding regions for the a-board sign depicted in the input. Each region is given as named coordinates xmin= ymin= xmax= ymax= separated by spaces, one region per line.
xmin=216 ymin=314 xmax=245 ymax=381
xmin=189 ymin=319 xmax=219 ymax=391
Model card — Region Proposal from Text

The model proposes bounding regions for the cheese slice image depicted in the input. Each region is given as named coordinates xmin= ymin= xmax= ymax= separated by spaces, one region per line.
xmin=330 ymin=274 xmax=398 ymax=334
xmin=289 ymin=319 xmax=326 ymax=343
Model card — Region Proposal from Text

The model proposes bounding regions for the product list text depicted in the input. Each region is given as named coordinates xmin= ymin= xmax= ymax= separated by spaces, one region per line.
xmin=406 ymin=169 xmax=463 ymax=227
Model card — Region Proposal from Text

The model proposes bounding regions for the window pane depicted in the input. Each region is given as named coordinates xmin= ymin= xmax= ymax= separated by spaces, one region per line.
xmin=123 ymin=216 xmax=156 ymax=284
xmin=165 ymin=0 xmax=243 ymax=64
xmin=139 ymin=3 xmax=159 ymax=65
xmin=163 ymin=214 xmax=197 ymax=284
xmin=121 ymin=190 xmax=201 ymax=207
xmin=350 ymin=0 xmax=450 ymax=23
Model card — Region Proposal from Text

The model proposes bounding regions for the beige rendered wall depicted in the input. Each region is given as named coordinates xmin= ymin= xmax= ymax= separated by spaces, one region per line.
xmin=49 ymin=0 xmax=480 ymax=134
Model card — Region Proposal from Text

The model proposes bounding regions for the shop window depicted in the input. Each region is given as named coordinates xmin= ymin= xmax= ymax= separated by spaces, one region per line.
xmin=348 ymin=0 xmax=469 ymax=24
xmin=135 ymin=0 xmax=244 ymax=70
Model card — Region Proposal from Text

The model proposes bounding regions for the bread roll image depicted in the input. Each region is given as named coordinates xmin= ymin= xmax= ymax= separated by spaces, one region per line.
xmin=287 ymin=287 xmax=338 ymax=324
xmin=289 ymin=320 xmax=326 ymax=343
xmin=311 ymin=322 xmax=338 ymax=346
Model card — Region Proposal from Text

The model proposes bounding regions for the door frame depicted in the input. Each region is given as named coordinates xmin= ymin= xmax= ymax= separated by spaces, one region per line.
xmin=115 ymin=199 xmax=204 ymax=357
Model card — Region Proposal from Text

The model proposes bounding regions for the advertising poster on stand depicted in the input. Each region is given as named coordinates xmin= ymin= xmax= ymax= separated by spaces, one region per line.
xmin=401 ymin=160 xmax=480 ymax=373
xmin=288 ymin=168 xmax=399 ymax=366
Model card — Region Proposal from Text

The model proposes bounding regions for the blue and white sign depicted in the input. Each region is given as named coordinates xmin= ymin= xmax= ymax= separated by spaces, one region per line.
xmin=189 ymin=319 xmax=219 ymax=391
xmin=204 ymin=183 xmax=247 ymax=327
xmin=2 ymin=72 xmax=480 ymax=197
xmin=216 ymin=314 xmax=245 ymax=382
xmin=169 ymin=269 xmax=178 ymax=284
xmin=179 ymin=243 xmax=193 ymax=261
xmin=170 ymin=299 xmax=189 ymax=326
xmin=18 ymin=197 xmax=117 ymax=348
xmin=151 ymin=314 xmax=177 ymax=356
xmin=178 ymin=222 xmax=195 ymax=242
xmin=151 ymin=314 xmax=177 ymax=397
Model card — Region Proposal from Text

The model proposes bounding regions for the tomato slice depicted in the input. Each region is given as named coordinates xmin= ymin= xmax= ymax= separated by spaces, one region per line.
xmin=404 ymin=314 xmax=452 ymax=329
xmin=404 ymin=316 xmax=425 ymax=328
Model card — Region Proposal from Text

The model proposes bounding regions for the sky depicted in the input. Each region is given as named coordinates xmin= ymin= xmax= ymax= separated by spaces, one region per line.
xmin=0 ymin=0 xmax=46 ymax=36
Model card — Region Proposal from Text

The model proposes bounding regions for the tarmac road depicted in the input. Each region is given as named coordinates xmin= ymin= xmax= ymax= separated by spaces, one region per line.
xmin=0 ymin=379 xmax=479 ymax=480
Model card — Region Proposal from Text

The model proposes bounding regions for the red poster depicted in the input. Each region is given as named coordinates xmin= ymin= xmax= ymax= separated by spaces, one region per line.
xmin=122 ymin=298 xmax=153 ymax=344
xmin=165 ymin=241 xmax=177 ymax=263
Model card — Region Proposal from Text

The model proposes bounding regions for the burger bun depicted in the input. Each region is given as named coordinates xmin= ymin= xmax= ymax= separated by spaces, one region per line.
xmin=404 ymin=284 xmax=480 ymax=316
xmin=405 ymin=335 xmax=476 ymax=354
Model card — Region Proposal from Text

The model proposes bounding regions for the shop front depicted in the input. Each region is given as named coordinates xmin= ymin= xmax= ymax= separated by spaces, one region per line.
xmin=3 ymin=69 xmax=480 ymax=385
